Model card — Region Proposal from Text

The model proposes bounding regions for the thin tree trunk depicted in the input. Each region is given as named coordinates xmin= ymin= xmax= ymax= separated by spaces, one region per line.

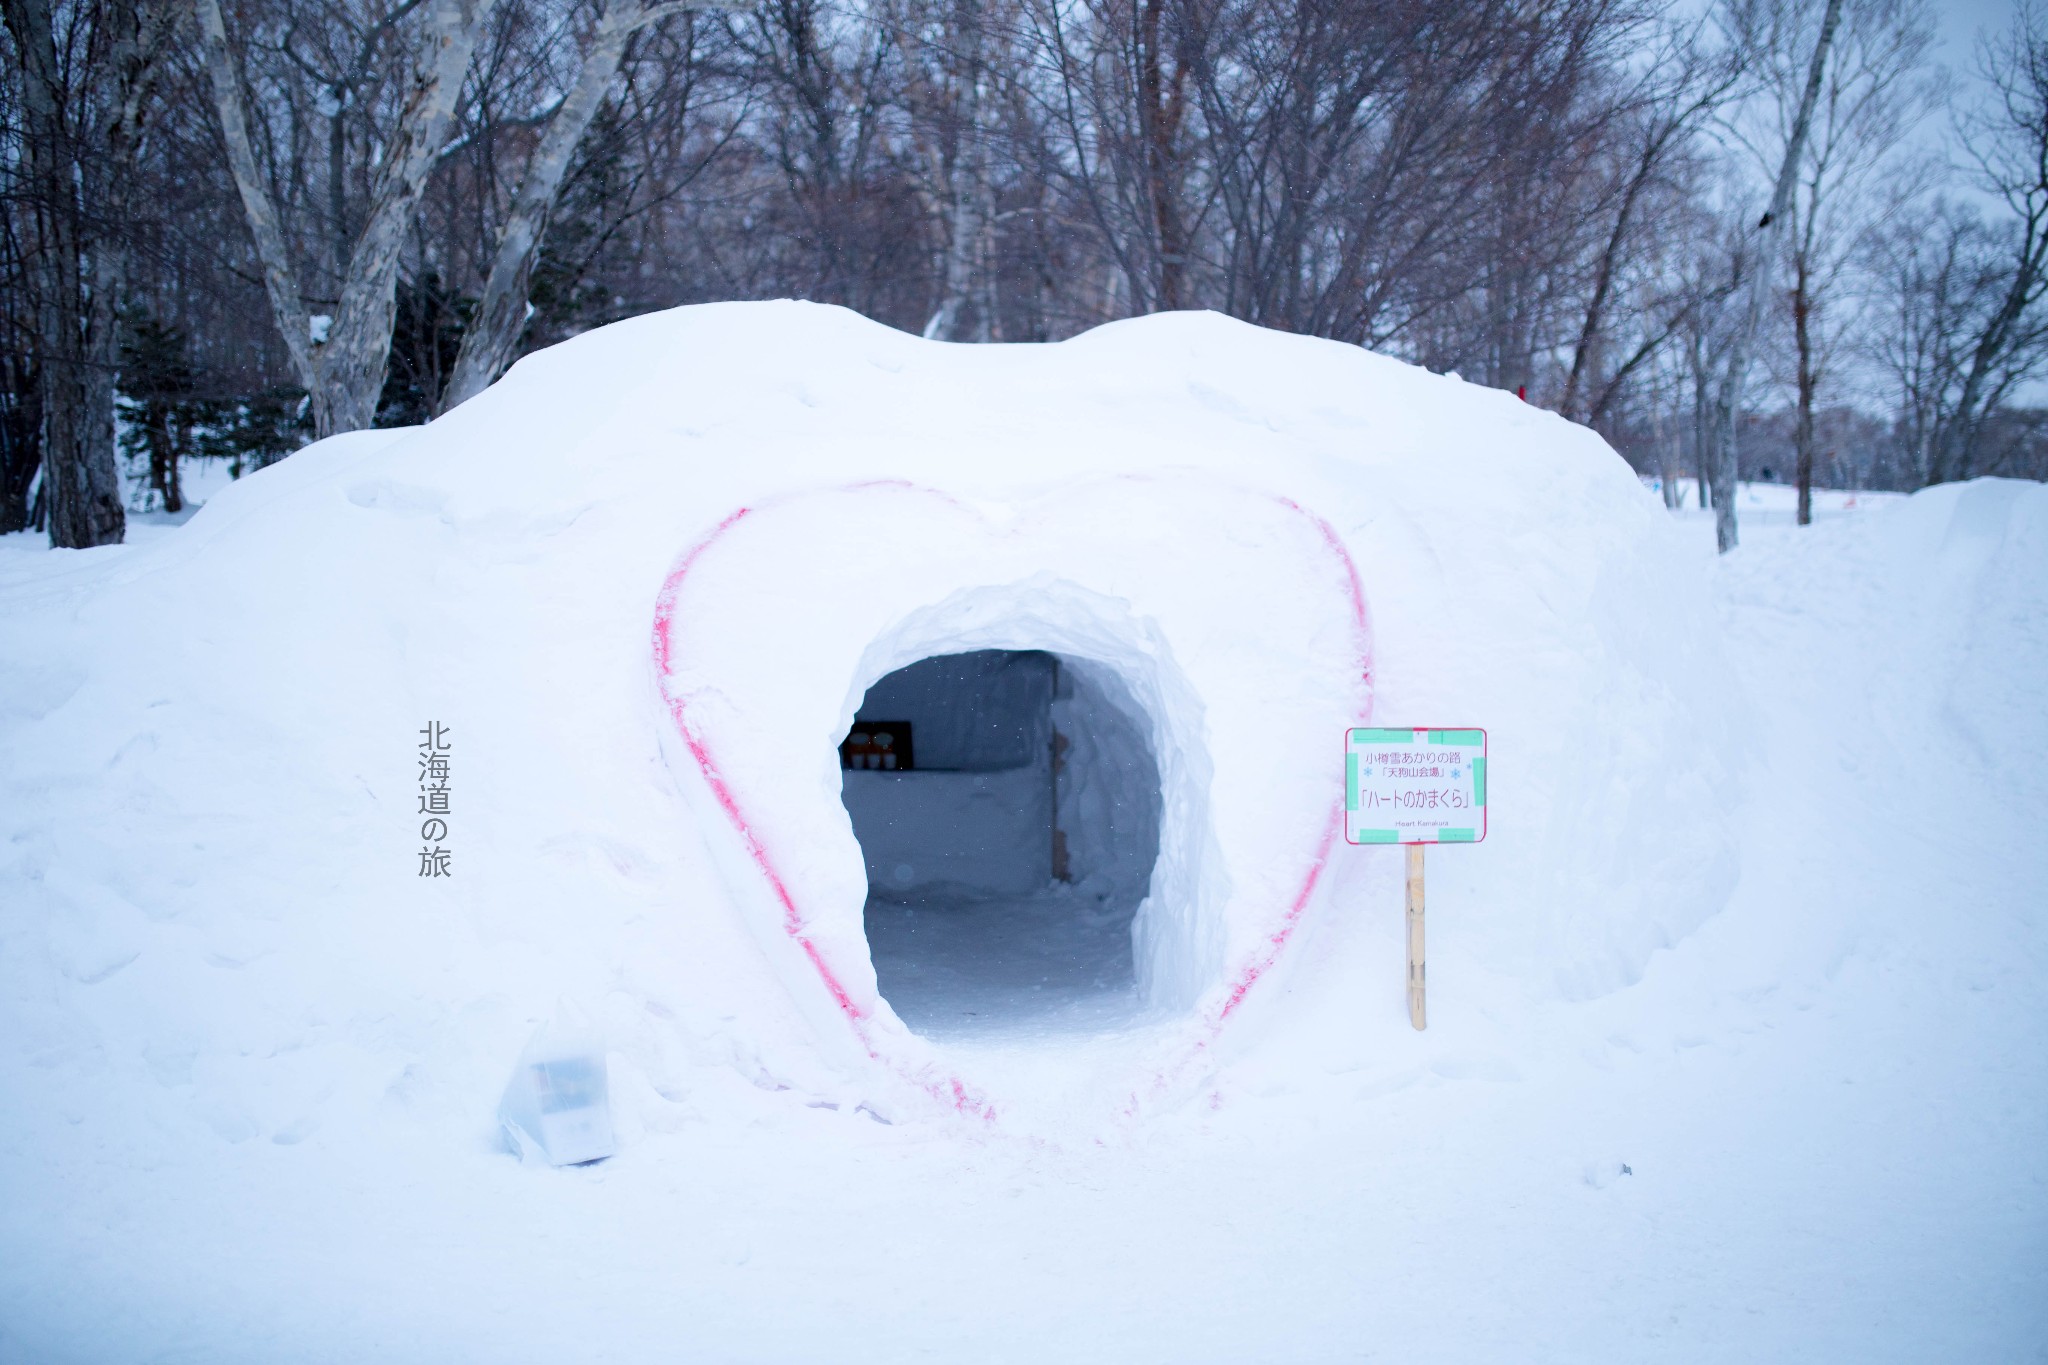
xmin=199 ymin=0 xmax=496 ymax=437
xmin=1793 ymin=255 xmax=1815 ymax=525
xmin=1137 ymin=0 xmax=1188 ymax=311
xmin=1707 ymin=0 xmax=1844 ymax=553
xmin=1656 ymin=404 xmax=1682 ymax=508
xmin=1691 ymin=332 xmax=1711 ymax=510
xmin=1931 ymin=218 xmax=2048 ymax=484
xmin=144 ymin=400 xmax=182 ymax=513
xmin=85 ymin=0 xmax=171 ymax=524
xmin=196 ymin=0 xmax=319 ymax=400
xmin=3 ymin=0 xmax=136 ymax=548
xmin=1563 ymin=69 xmax=1737 ymax=423
xmin=330 ymin=92 xmax=351 ymax=281
xmin=1561 ymin=163 xmax=1647 ymax=421
xmin=444 ymin=0 xmax=708 ymax=409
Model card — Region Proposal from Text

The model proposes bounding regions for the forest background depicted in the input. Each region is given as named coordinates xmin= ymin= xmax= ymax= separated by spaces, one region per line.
xmin=7 ymin=0 xmax=2048 ymax=548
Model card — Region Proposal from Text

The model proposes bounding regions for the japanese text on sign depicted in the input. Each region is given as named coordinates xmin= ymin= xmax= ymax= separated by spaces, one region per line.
xmin=1345 ymin=728 xmax=1487 ymax=845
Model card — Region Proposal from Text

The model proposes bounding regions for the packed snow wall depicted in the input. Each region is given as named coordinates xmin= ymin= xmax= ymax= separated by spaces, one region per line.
xmin=843 ymin=650 xmax=1063 ymax=900
xmin=0 ymin=301 xmax=1742 ymax=1126
xmin=840 ymin=648 xmax=1160 ymax=913
xmin=1048 ymin=656 xmax=1162 ymax=915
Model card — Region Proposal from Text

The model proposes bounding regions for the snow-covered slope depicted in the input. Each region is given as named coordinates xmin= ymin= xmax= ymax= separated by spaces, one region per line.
xmin=1 ymin=303 xmax=2041 ymax=1361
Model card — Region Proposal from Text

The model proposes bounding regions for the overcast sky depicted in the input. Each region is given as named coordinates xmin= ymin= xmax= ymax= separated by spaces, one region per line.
xmin=1935 ymin=0 xmax=2023 ymax=67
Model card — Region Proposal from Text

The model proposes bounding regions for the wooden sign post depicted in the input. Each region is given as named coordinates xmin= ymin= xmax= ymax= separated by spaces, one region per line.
xmin=1344 ymin=728 xmax=1488 ymax=1031
xmin=1406 ymin=844 xmax=1426 ymax=1030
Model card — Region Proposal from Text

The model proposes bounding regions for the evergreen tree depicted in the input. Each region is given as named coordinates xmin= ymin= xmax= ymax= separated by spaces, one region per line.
xmin=117 ymin=314 xmax=197 ymax=512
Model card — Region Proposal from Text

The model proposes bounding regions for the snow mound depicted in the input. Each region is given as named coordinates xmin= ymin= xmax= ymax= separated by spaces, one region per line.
xmin=1 ymin=301 xmax=1737 ymax=1131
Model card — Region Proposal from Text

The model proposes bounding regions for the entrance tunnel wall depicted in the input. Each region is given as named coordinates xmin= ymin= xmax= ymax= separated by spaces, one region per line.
xmin=840 ymin=650 xmax=1161 ymax=911
xmin=840 ymin=580 xmax=1219 ymax=1016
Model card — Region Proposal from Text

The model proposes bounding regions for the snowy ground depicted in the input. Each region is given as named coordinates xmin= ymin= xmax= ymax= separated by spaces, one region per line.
xmin=865 ymin=885 xmax=1140 ymax=1039
xmin=0 ymin=455 xmax=241 ymax=586
xmin=1 ymin=371 xmax=2042 ymax=1357
xmin=1649 ymin=476 xmax=1909 ymax=544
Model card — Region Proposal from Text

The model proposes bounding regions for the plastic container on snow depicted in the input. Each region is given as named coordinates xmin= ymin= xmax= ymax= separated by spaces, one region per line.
xmin=498 ymin=1006 xmax=616 ymax=1166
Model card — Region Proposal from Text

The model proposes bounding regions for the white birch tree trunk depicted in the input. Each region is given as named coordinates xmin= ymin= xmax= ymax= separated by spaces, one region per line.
xmin=1706 ymin=0 xmax=1844 ymax=554
xmin=199 ymin=0 xmax=497 ymax=438
xmin=83 ymin=0 xmax=175 ymax=525
xmin=443 ymin=0 xmax=739 ymax=410
xmin=3 ymin=0 xmax=171 ymax=546
xmin=923 ymin=0 xmax=996 ymax=343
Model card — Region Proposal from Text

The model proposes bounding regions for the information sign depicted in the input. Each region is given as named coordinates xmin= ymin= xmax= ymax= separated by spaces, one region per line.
xmin=1344 ymin=727 xmax=1487 ymax=846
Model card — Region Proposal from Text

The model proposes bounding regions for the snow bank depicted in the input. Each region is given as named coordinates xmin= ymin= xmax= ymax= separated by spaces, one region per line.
xmin=0 ymin=301 xmax=1738 ymax=1131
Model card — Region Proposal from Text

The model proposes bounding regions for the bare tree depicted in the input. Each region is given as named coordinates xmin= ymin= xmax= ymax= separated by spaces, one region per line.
xmin=1921 ymin=5 xmax=2048 ymax=485
xmin=197 ymin=0 xmax=498 ymax=437
xmin=895 ymin=0 xmax=1004 ymax=341
xmin=1029 ymin=0 xmax=1207 ymax=315
xmin=1871 ymin=199 xmax=2048 ymax=487
xmin=1676 ymin=220 xmax=1745 ymax=505
xmin=442 ymin=0 xmax=747 ymax=410
xmin=1749 ymin=0 xmax=1935 ymax=523
xmin=7 ymin=0 xmax=1993 ymax=517
xmin=732 ymin=0 xmax=929 ymax=320
xmin=1704 ymin=0 xmax=1844 ymax=553
xmin=1560 ymin=12 xmax=1744 ymax=423
xmin=3 ymin=0 xmax=175 ymax=546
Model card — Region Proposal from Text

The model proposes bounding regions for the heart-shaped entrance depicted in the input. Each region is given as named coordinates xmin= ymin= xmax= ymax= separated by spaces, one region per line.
xmin=845 ymin=642 xmax=1169 ymax=1038
xmin=652 ymin=478 xmax=1370 ymax=1118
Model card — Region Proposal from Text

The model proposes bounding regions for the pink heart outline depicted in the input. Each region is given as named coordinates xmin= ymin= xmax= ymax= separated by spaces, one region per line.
xmin=651 ymin=477 xmax=1372 ymax=1121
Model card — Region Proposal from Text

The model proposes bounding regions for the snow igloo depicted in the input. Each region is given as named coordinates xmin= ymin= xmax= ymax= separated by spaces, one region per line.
xmin=162 ymin=299 xmax=1734 ymax=1121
